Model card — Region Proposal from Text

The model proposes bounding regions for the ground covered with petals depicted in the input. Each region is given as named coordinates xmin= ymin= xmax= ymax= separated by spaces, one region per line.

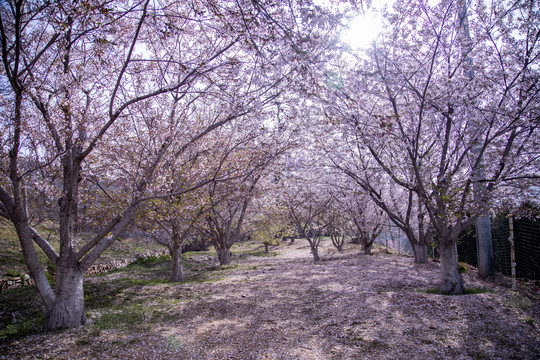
xmin=1 ymin=240 xmax=539 ymax=359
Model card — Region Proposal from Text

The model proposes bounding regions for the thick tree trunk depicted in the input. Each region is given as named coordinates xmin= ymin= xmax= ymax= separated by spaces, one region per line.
xmin=264 ymin=243 xmax=270 ymax=254
xmin=217 ymin=247 xmax=232 ymax=265
xmin=170 ymin=244 xmax=184 ymax=282
xmin=44 ymin=266 xmax=86 ymax=330
xmin=363 ymin=243 xmax=372 ymax=255
xmin=412 ymin=242 xmax=428 ymax=264
xmin=438 ymin=239 xmax=464 ymax=294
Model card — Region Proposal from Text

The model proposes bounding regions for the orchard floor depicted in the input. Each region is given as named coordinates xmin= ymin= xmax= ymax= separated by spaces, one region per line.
xmin=1 ymin=239 xmax=539 ymax=360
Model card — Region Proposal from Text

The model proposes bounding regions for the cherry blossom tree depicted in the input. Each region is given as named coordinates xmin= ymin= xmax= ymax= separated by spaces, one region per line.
xmin=0 ymin=0 xmax=333 ymax=329
xmin=244 ymin=181 xmax=295 ymax=254
xmin=325 ymin=187 xmax=356 ymax=253
xmin=343 ymin=193 xmax=385 ymax=256
xmin=200 ymin=119 xmax=289 ymax=265
xmin=322 ymin=0 xmax=539 ymax=293
xmin=327 ymin=208 xmax=347 ymax=252
xmin=278 ymin=172 xmax=334 ymax=262
xmin=138 ymin=189 xmax=208 ymax=282
xmin=203 ymin=173 xmax=262 ymax=265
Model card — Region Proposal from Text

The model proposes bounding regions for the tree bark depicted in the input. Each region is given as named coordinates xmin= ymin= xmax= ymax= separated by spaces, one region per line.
xmin=170 ymin=243 xmax=184 ymax=282
xmin=217 ymin=247 xmax=232 ymax=265
xmin=363 ymin=243 xmax=372 ymax=255
xmin=412 ymin=242 xmax=428 ymax=264
xmin=44 ymin=265 xmax=86 ymax=330
xmin=310 ymin=246 xmax=320 ymax=262
xmin=438 ymin=239 xmax=464 ymax=294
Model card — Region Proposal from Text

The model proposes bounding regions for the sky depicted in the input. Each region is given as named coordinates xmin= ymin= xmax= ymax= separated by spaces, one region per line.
xmin=341 ymin=8 xmax=384 ymax=49
xmin=313 ymin=0 xmax=386 ymax=49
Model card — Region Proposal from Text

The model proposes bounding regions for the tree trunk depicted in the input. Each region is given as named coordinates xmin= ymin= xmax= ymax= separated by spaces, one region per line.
xmin=201 ymin=239 xmax=208 ymax=252
xmin=311 ymin=246 xmax=320 ymax=262
xmin=412 ymin=242 xmax=428 ymax=264
xmin=337 ymin=244 xmax=343 ymax=252
xmin=217 ymin=247 xmax=232 ymax=265
xmin=170 ymin=244 xmax=184 ymax=282
xmin=438 ymin=239 xmax=464 ymax=294
xmin=264 ymin=243 xmax=270 ymax=254
xmin=44 ymin=265 xmax=86 ymax=330
xmin=363 ymin=243 xmax=372 ymax=255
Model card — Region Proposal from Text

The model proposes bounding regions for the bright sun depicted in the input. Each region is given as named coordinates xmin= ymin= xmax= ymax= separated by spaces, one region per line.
xmin=342 ymin=10 xmax=383 ymax=49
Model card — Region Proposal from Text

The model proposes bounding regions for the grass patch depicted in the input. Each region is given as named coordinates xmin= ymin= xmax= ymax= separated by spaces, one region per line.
xmin=85 ymin=256 xmax=223 ymax=309
xmin=182 ymin=272 xmax=225 ymax=285
xmin=127 ymin=254 xmax=170 ymax=268
xmin=420 ymin=287 xmax=490 ymax=295
xmin=94 ymin=303 xmax=150 ymax=331
xmin=167 ymin=335 xmax=184 ymax=350
xmin=1 ymin=253 xmax=218 ymax=341
xmin=247 ymin=250 xmax=279 ymax=257
xmin=182 ymin=249 xmax=216 ymax=259
xmin=84 ymin=277 xmax=170 ymax=310
xmin=0 ymin=218 xmax=58 ymax=276
xmin=0 ymin=285 xmax=45 ymax=341
xmin=507 ymin=292 xmax=532 ymax=311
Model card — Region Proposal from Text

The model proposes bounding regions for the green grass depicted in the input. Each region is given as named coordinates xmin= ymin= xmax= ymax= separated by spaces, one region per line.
xmin=507 ymin=292 xmax=533 ymax=311
xmin=420 ymin=287 xmax=490 ymax=295
xmin=126 ymin=254 xmax=171 ymax=268
xmin=182 ymin=248 xmax=217 ymax=259
xmin=0 ymin=218 xmax=164 ymax=276
xmin=0 ymin=252 xmax=226 ymax=341
xmin=86 ymin=256 xmax=229 ymax=331
xmin=93 ymin=303 xmax=170 ymax=331
xmin=0 ymin=239 xmax=278 ymax=340
xmin=230 ymin=241 xmax=280 ymax=258
xmin=0 ymin=218 xmax=56 ymax=276
xmin=0 ymin=285 xmax=45 ymax=341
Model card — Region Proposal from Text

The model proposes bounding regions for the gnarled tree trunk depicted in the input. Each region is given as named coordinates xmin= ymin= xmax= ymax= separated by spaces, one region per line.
xmin=412 ymin=243 xmax=428 ymax=264
xmin=217 ymin=247 xmax=232 ymax=265
xmin=45 ymin=265 xmax=86 ymax=330
xmin=438 ymin=239 xmax=464 ymax=294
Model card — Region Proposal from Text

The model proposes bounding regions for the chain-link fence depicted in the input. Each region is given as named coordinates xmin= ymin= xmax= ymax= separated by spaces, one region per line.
xmin=458 ymin=216 xmax=540 ymax=280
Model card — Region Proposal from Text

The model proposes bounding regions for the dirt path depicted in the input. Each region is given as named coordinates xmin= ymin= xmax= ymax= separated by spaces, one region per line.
xmin=2 ymin=239 xmax=539 ymax=359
